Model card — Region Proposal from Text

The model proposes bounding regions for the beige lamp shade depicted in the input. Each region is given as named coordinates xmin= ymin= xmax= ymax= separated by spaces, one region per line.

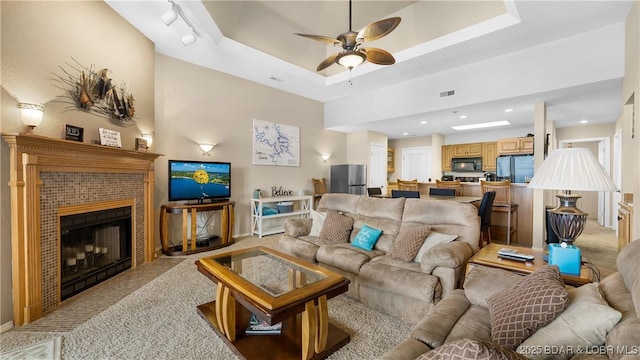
xmin=527 ymin=148 xmax=617 ymax=192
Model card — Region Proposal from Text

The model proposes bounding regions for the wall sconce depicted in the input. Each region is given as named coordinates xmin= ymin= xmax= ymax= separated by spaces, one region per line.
xmin=199 ymin=143 xmax=216 ymax=156
xmin=18 ymin=103 xmax=44 ymax=133
xmin=141 ymin=133 xmax=153 ymax=147
xmin=161 ymin=0 xmax=199 ymax=46
xmin=321 ymin=153 xmax=332 ymax=162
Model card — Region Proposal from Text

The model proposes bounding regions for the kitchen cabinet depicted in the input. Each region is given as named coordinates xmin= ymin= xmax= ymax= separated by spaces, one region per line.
xmin=452 ymin=143 xmax=482 ymax=157
xmin=497 ymin=137 xmax=534 ymax=155
xmin=441 ymin=145 xmax=452 ymax=171
xmin=387 ymin=148 xmax=395 ymax=172
xmin=617 ymin=198 xmax=633 ymax=252
xmin=482 ymin=142 xmax=497 ymax=171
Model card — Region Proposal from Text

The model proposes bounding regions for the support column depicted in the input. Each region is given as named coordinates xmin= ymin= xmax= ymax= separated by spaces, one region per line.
xmin=532 ymin=103 xmax=547 ymax=249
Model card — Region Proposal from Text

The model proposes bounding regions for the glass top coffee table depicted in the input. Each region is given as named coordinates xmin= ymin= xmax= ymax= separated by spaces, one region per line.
xmin=195 ymin=246 xmax=350 ymax=360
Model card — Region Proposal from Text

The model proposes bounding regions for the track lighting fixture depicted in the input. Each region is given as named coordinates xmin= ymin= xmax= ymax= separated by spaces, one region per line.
xmin=160 ymin=0 xmax=199 ymax=46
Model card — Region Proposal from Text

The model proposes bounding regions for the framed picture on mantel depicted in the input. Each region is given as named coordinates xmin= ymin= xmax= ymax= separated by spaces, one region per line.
xmin=65 ymin=124 xmax=84 ymax=142
xmin=98 ymin=128 xmax=122 ymax=148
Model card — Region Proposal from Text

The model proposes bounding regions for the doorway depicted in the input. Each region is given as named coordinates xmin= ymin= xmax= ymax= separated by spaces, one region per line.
xmin=558 ymin=137 xmax=612 ymax=228
xmin=370 ymin=143 xmax=387 ymax=190
xmin=401 ymin=147 xmax=431 ymax=182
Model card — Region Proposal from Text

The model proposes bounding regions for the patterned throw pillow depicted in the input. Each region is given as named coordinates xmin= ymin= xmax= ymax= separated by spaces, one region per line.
xmin=487 ymin=265 xmax=569 ymax=350
xmin=318 ymin=210 xmax=353 ymax=243
xmin=418 ymin=338 xmax=527 ymax=360
xmin=388 ymin=224 xmax=431 ymax=261
xmin=351 ymin=224 xmax=383 ymax=251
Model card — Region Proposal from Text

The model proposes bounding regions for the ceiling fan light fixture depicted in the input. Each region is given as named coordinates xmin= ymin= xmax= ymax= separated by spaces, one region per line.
xmin=336 ymin=50 xmax=366 ymax=69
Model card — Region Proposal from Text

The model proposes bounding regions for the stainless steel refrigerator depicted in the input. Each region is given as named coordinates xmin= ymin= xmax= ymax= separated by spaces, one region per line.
xmin=496 ymin=154 xmax=534 ymax=183
xmin=330 ymin=164 xmax=367 ymax=195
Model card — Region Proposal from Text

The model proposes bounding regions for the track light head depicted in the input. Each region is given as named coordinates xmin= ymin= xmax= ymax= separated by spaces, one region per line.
xmin=181 ymin=31 xmax=197 ymax=46
xmin=161 ymin=7 xmax=178 ymax=26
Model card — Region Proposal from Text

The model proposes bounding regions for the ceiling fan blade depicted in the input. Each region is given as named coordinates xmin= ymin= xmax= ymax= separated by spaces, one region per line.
xmin=361 ymin=48 xmax=395 ymax=65
xmin=317 ymin=53 xmax=338 ymax=71
xmin=357 ymin=17 xmax=401 ymax=42
xmin=295 ymin=33 xmax=342 ymax=46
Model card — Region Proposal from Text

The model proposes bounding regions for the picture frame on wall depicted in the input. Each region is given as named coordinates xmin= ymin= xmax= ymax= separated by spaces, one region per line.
xmin=65 ymin=124 xmax=84 ymax=142
xmin=136 ymin=137 xmax=148 ymax=152
xmin=98 ymin=128 xmax=122 ymax=148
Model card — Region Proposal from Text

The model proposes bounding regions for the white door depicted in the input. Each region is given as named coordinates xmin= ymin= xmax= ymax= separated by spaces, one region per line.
xmin=402 ymin=147 xmax=431 ymax=182
xmin=370 ymin=143 xmax=387 ymax=191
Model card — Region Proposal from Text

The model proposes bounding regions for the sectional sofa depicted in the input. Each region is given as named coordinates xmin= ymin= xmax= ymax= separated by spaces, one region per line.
xmin=381 ymin=238 xmax=640 ymax=360
xmin=277 ymin=193 xmax=480 ymax=324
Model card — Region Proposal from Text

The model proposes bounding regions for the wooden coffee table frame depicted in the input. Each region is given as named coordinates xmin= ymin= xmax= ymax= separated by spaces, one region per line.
xmin=195 ymin=246 xmax=350 ymax=360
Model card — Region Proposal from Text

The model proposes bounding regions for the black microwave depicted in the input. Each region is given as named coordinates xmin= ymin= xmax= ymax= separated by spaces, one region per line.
xmin=451 ymin=157 xmax=482 ymax=172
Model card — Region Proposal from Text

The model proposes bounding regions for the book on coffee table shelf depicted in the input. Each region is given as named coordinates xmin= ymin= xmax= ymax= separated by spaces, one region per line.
xmin=245 ymin=314 xmax=282 ymax=335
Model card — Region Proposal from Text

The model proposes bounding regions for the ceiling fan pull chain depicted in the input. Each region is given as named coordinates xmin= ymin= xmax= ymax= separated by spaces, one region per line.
xmin=348 ymin=69 xmax=353 ymax=86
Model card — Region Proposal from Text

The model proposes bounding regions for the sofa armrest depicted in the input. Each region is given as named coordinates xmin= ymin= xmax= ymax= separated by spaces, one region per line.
xmin=419 ymin=241 xmax=474 ymax=274
xmin=410 ymin=289 xmax=470 ymax=349
xmin=283 ymin=218 xmax=312 ymax=237
xmin=379 ymin=339 xmax=431 ymax=360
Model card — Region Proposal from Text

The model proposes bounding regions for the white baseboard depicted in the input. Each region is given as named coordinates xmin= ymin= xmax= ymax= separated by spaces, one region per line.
xmin=1 ymin=320 xmax=14 ymax=333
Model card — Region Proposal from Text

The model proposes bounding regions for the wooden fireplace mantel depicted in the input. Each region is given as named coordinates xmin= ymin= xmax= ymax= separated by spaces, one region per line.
xmin=2 ymin=133 xmax=162 ymax=326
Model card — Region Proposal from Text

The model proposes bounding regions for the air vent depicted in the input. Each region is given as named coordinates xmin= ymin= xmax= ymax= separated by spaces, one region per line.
xmin=440 ymin=90 xmax=455 ymax=97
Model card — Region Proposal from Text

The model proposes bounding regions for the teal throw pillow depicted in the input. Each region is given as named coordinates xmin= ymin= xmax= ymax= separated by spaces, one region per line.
xmin=351 ymin=225 xmax=383 ymax=251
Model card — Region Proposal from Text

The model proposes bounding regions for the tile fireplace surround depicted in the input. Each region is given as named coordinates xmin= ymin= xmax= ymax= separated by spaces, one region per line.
xmin=2 ymin=134 xmax=161 ymax=326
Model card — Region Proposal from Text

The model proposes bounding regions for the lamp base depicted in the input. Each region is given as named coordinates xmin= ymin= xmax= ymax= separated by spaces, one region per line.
xmin=548 ymin=193 xmax=588 ymax=244
xmin=548 ymin=243 xmax=581 ymax=275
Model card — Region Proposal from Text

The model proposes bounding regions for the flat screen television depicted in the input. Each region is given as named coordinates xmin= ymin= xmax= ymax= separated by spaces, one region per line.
xmin=168 ymin=160 xmax=231 ymax=202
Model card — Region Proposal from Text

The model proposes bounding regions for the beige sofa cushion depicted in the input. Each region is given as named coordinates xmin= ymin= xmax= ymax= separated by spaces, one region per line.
xmin=487 ymin=265 xmax=569 ymax=350
xmin=418 ymin=338 xmax=527 ymax=360
xmin=516 ymin=283 xmax=622 ymax=360
xmin=617 ymin=239 xmax=639 ymax=316
xmin=463 ymin=266 xmax=523 ymax=307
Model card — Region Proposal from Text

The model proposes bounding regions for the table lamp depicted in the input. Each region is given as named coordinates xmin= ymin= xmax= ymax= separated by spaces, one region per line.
xmin=527 ymin=147 xmax=617 ymax=275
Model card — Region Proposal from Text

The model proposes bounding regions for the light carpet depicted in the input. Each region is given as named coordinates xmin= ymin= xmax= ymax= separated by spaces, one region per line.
xmin=576 ymin=219 xmax=619 ymax=280
xmin=1 ymin=236 xmax=412 ymax=359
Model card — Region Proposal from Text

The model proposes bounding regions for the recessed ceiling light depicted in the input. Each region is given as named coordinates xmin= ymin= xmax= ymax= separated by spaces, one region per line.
xmin=580 ymin=119 xmax=589 ymax=124
xmin=451 ymin=120 xmax=511 ymax=131
xmin=459 ymin=115 xmax=467 ymax=119
xmin=420 ymin=121 xmax=427 ymax=124
xmin=504 ymin=108 xmax=514 ymax=113
xmin=402 ymin=132 xmax=409 ymax=136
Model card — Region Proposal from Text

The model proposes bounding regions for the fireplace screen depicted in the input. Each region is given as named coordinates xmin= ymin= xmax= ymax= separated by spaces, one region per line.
xmin=60 ymin=206 xmax=132 ymax=300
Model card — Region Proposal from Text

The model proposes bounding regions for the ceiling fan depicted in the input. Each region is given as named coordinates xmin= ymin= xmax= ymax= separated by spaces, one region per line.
xmin=295 ymin=0 xmax=401 ymax=72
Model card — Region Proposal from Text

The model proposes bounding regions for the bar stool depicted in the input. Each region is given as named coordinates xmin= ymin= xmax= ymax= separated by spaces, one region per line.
xmin=435 ymin=179 xmax=462 ymax=195
xmin=397 ymin=179 xmax=419 ymax=191
xmin=480 ymin=180 xmax=517 ymax=244
xmin=312 ymin=178 xmax=327 ymax=209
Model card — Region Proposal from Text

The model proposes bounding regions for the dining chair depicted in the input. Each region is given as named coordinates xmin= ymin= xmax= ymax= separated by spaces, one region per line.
xmin=477 ymin=191 xmax=496 ymax=248
xmin=397 ymin=179 xmax=419 ymax=191
xmin=435 ymin=179 xmax=462 ymax=196
xmin=312 ymin=178 xmax=327 ymax=209
xmin=480 ymin=180 xmax=517 ymax=244
xmin=391 ymin=190 xmax=420 ymax=198
xmin=428 ymin=188 xmax=456 ymax=197
xmin=367 ymin=187 xmax=383 ymax=196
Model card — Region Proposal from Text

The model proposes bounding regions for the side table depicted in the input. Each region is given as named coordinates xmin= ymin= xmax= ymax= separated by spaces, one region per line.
xmin=467 ymin=244 xmax=593 ymax=287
